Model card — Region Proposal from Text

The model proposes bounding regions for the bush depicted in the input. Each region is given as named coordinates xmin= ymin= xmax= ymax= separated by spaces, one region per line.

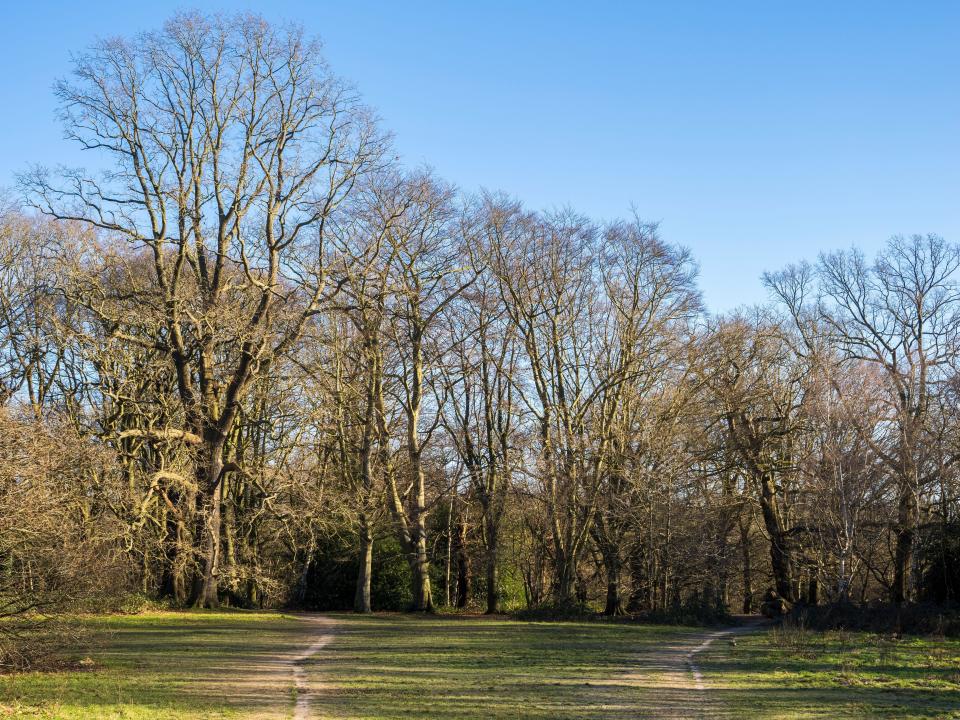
xmin=371 ymin=537 xmax=413 ymax=611
xmin=301 ymin=534 xmax=412 ymax=611
xmin=300 ymin=533 xmax=358 ymax=610
xmin=0 ymin=410 xmax=132 ymax=669
xmin=771 ymin=612 xmax=817 ymax=657
xmin=511 ymin=602 xmax=595 ymax=622
xmin=109 ymin=592 xmax=174 ymax=615
xmin=635 ymin=595 xmax=733 ymax=626
xmin=917 ymin=520 xmax=960 ymax=604
xmin=788 ymin=601 xmax=960 ymax=637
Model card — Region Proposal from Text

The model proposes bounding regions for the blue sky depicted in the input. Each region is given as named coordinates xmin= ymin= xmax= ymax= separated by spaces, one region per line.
xmin=1 ymin=2 xmax=957 ymax=312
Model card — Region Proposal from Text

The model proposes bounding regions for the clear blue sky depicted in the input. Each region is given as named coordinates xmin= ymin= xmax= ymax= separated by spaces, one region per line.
xmin=1 ymin=2 xmax=957 ymax=313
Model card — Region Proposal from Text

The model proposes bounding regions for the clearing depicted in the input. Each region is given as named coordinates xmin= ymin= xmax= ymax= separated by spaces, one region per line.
xmin=2 ymin=611 xmax=959 ymax=719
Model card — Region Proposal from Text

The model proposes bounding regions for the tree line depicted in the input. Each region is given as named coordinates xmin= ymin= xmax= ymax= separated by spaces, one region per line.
xmin=1 ymin=14 xmax=958 ymax=651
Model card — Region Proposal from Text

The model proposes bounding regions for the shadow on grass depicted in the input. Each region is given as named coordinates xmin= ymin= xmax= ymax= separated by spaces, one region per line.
xmin=304 ymin=616 xmax=960 ymax=720
xmin=699 ymin=632 xmax=960 ymax=720
xmin=5 ymin=612 xmax=958 ymax=719
xmin=0 ymin=612 xmax=307 ymax=719
xmin=308 ymin=615 xmax=701 ymax=719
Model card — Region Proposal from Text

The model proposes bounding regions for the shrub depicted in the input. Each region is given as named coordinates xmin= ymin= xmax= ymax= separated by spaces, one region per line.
xmin=300 ymin=534 xmax=412 ymax=611
xmin=511 ymin=602 xmax=595 ymax=622
xmin=771 ymin=612 xmax=817 ymax=657
xmin=789 ymin=601 xmax=960 ymax=637
xmin=0 ymin=410 xmax=132 ymax=669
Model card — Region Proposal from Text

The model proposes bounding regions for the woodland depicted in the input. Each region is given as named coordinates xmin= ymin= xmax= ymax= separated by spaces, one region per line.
xmin=2 ymin=11 xmax=959 ymax=672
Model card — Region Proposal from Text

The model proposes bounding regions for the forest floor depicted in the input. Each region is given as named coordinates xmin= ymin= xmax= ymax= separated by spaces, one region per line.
xmin=1 ymin=611 xmax=958 ymax=719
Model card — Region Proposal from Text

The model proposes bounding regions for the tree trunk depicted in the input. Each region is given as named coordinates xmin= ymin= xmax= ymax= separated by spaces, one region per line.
xmin=757 ymin=472 xmax=796 ymax=603
xmin=454 ymin=513 xmax=470 ymax=608
xmin=593 ymin=525 xmax=624 ymax=616
xmin=354 ymin=516 xmax=373 ymax=613
xmin=408 ymin=457 xmax=433 ymax=612
xmin=484 ymin=513 xmax=499 ymax=614
xmin=626 ymin=545 xmax=648 ymax=613
xmin=444 ymin=500 xmax=453 ymax=607
xmin=410 ymin=523 xmax=433 ymax=612
xmin=553 ymin=550 xmax=578 ymax=606
xmin=807 ymin=575 xmax=819 ymax=606
xmin=892 ymin=486 xmax=918 ymax=604
xmin=603 ymin=552 xmax=624 ymax=616
xmin=291 ymin=538 xmax=315 ymax=608
xmin=739 ymin=517 xmax=753 ymax=613
xmin=768 ymin=532 xmax=795 ymax=603
xmin=159 ymin=489 xmax=190 ymax=606
xmin=385 ymin=460 xmax=433 ymax=612
xmin=223 ymin=498 xmax=238 ymax=600
xmin=193 ymin=436 xmax=225 ymax=608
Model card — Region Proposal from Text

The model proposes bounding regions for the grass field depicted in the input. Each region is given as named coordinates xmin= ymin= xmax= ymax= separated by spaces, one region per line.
xmin=0 ymin=612 xmax=696 ymax=719
xmin=305 ymin=614 xmax=694 ymax=719
xmin=2 ymin=611 xmax=960 ymax=719
xmin=699 ymin=624 xmax=960 ymax=719
xmin=0 ymin=611 xmax=306 ymax=719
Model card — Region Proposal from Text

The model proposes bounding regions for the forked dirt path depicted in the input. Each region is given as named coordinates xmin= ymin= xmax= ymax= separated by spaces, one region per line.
xmin=277 ymin=613 xmax=765 ymax=719
xmin=288 ymin=614 xmax=336 ymax=720
xmin=617 ymin=616 xmax=769 ymax=719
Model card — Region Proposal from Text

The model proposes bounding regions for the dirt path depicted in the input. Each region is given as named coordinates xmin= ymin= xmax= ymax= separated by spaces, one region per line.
xmin=289 ymin=614 xmax=336 ymax=720
xmin=619 ymin=617 xmax=768 ymax=719
xmin=277 ymin=614 xmax=763 ymax=719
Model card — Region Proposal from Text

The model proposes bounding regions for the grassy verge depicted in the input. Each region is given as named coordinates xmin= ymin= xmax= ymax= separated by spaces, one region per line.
xmin=307 ymin=614 xmax=694 ymax=719
xmin=699 ymin=624 xmax=960 ymax=719
xmin=0 ymin=611 xmax=305 ymax=719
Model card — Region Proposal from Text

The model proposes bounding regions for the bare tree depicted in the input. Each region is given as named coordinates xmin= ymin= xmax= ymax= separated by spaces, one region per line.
xmin=799 ymin=361 xmax=887 ymax=602
xmin=768 ymin=235 xmax=960 ymax=603
xmin=22 ymin=13 xmax=383 ymax=606
xmin=318 ymin=214 xmax=396 ymax=612
xmin=378 ymin=171 xmax=475 ymax=611
xmin=440 ymin=195 xmax=527 ymax=612
xmin=0 ymin=409 xmax=129 ymax=668
xmin=588 ymin=218 xmax=699 ymax=614
xmin=699 ymin=315 xmax=811 ymax=604
xmin=0 ymin=212 xmax=89 ymax=413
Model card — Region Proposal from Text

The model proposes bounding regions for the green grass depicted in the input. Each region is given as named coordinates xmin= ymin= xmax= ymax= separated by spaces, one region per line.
xmin=307 ymin=614 xmax=694 ymax=719
xmin=699 ymin=625 xmax=960 ymax=719
xmin=0 ymin=611 xmax=306 ymax=719
xmin=0 ymin=611 xmax=697 ymax=719
xmin=8 ymin=610 xmax=958 ymax=719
